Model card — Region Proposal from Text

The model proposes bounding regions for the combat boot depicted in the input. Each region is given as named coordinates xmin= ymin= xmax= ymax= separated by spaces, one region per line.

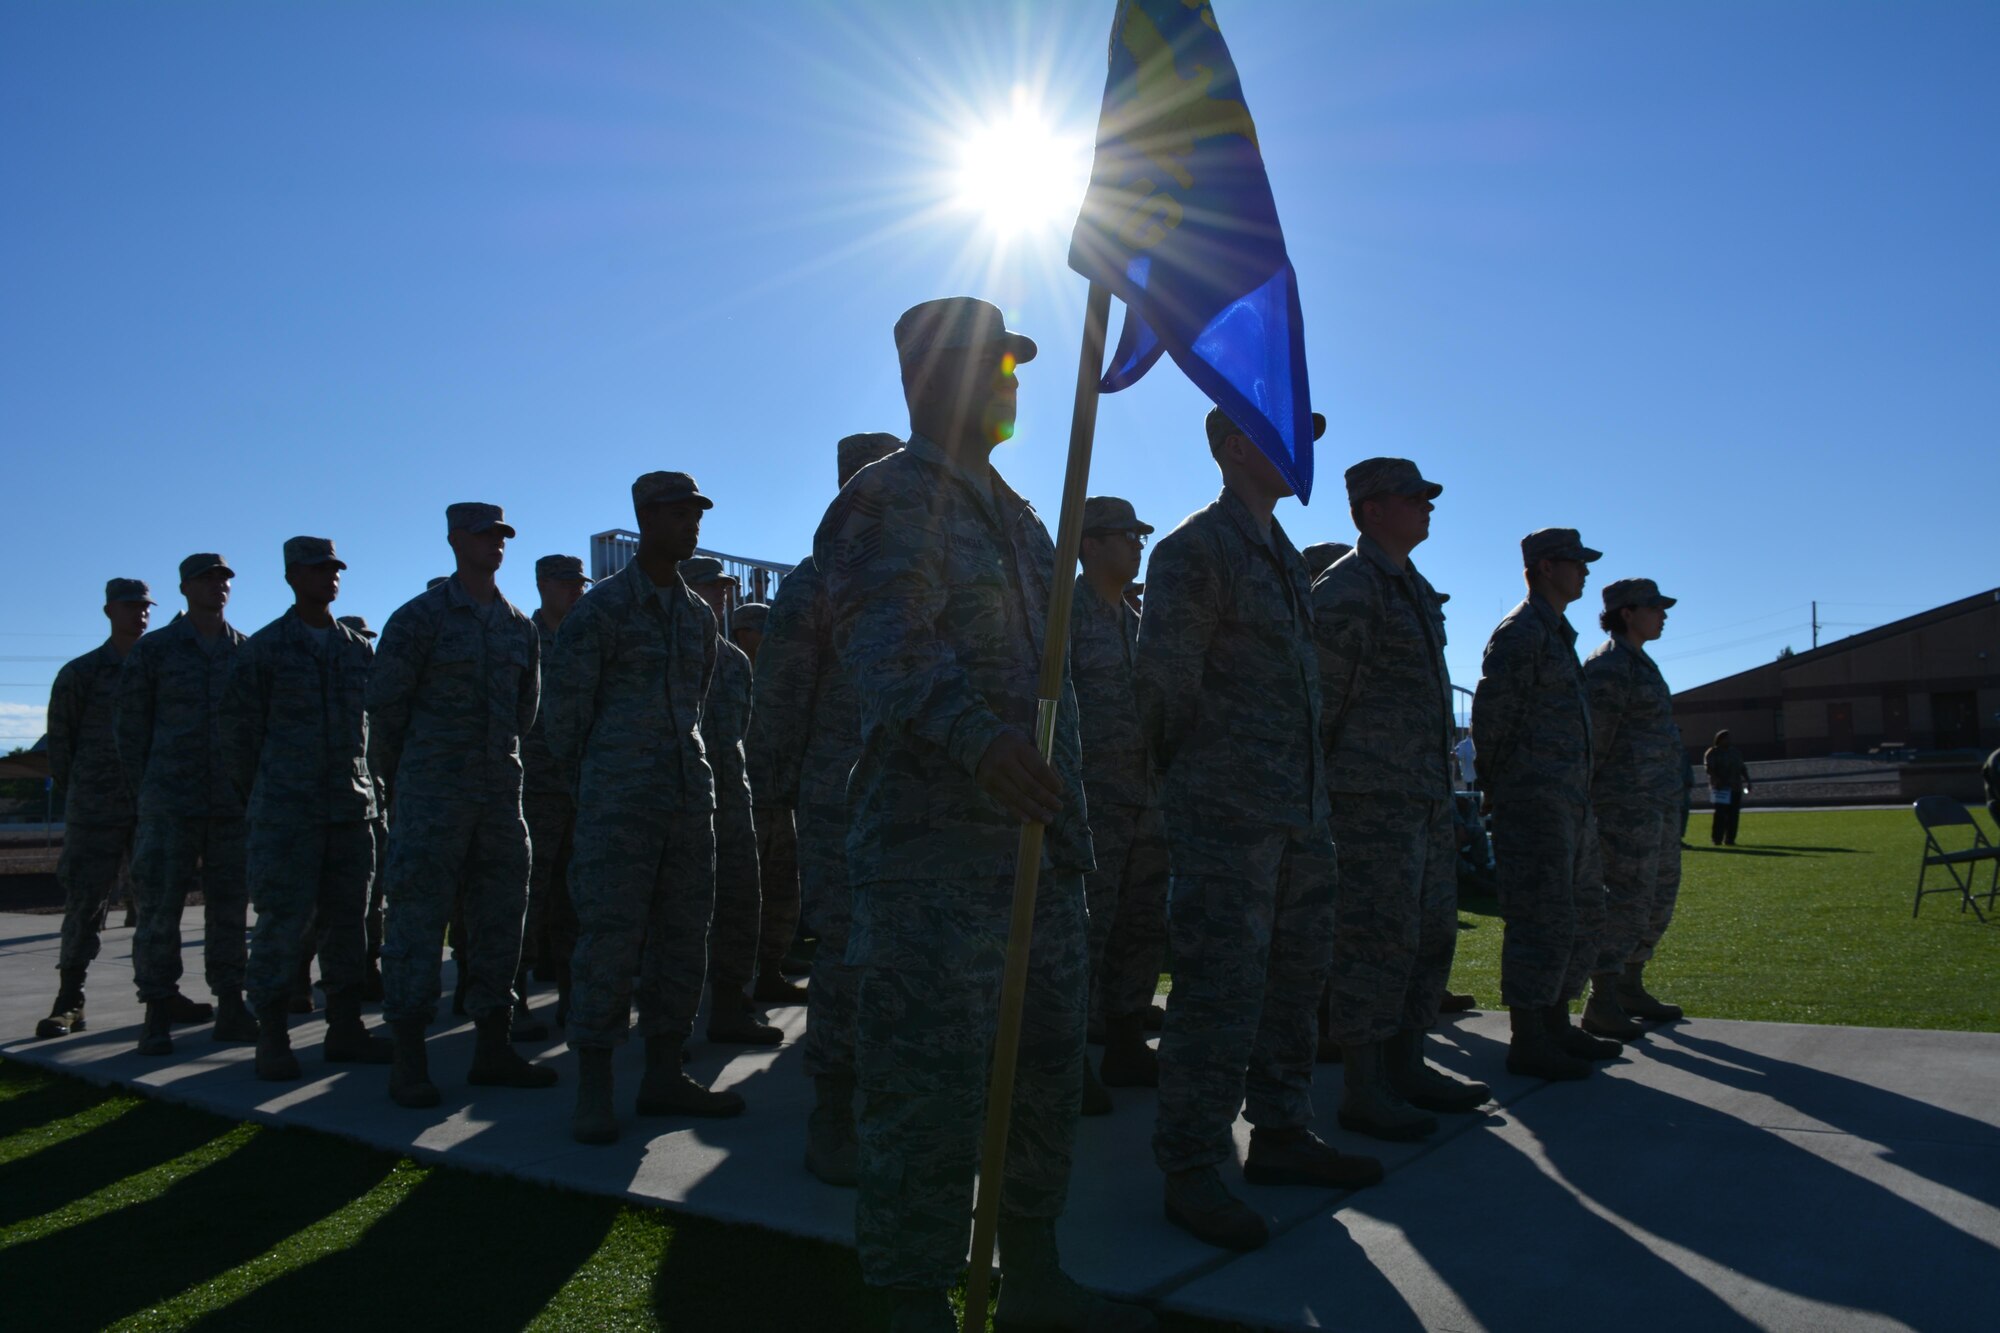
xmin=467 ymin=1010 xmax=559 ymax=1088
xmin=1544 ymin=1004 xmax=1621 ymax=1061
xmin=509 ymin=965 xmax=549 ymax=1042
xmin=322 ymin=987 xmax=392 ymax=1064
xmin=254 ymin=1001 xmax=301 ymax=1081
xmin=1504 ymin=1005 xmax=1588 ymax=1081
xmin=1618 ymin=962 xmax=1683 ymax=1022
xmin=1581 ymin=974 xmax=1645 ymax=1041
xmin=804 ymin=1074 xmax=858 ymax=1187
xmin=1243 ymin=1126 xmax=1384 ymax=1190
xmin=995 ymin=1214 xmax=1159 ymax=1332
xmin=705 ymin=985 xmax=782 ymax=1046
xmin=1080 ymin=1059 xmax=1113 ymax=1116
xmin=136 ymin=998 xmax=174 ymax=1057
xmin=753 ymin=970 xmax=808 ymax=1005
xmin=572 ymin=1046 xmax=618 ymax=1145
xmin=1098 ymin=1012 xmax=1157 ymax=1088
xmin=166 ymin=990 xmax=214 ymax=1024
xmin=388 ymin=1018 xmax=440 ymax=1107
xmin=1162 ymin=1166 xmax=1270 ymax=1252
xmin=636 ymin=1035 xmax=745 ymax=1117
xmin=1336 ymin=1042 xmax=1437 ymax=1141
xmin=212 ymin=992 xmax=260 ymax=1043
xmin=35 ymin=967 xmax=88 ymax=1039
xmin=1383 ymin=1028 xmax=1489 ymax=1114
xmin=886 ymin=1288 xmax=955 ymax=1333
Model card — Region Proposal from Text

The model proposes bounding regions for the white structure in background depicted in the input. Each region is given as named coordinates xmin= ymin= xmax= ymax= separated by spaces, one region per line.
xmin=588 ymin=530 xmax=795 ymax=618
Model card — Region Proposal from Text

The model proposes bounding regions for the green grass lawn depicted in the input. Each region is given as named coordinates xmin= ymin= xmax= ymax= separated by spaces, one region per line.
xmin=1447 ymin=807 xmax=2000 ymax=1031
xmin=4 ymin=807 xmax=1992 ymax=1331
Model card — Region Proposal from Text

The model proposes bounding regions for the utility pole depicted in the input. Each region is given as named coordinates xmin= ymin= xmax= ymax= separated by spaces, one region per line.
xmin=1812 ymin=600 xmax=1820 ymax=649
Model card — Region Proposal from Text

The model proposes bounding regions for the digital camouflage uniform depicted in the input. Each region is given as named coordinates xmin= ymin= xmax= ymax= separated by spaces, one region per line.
xmin=222 ymin=609 xmax=378 ymax=1011
xmin=544 ymin=559 xmax=718 ymax=1052
xmin=1069 ymin=572 xmax=1167 ymax=1028
xmin=815 ymin=432 xmax=1092 ymax=1291
xmin=1472 ymin=592 xmax=1603 ymax=1008
xmin=1137 ymin=487 xmax=1335 ymax=1174
xmin=118 ymin=612 xmax=251 ymax=1002
xmin=1313 ymin=535 xmax=1458 ymax=1045
xmin=367 ymin=575 xmax=540 ymax=1025
xmin=747 ymin=551 xmax=865 ymax=1080
xmin=1585 ymin=634 xmax=1684 ymax=970
xmin=48 ymin=638 xmax=138 ymax=974
xmin=522 ymin=607 xmax=579 ymax=981
xmin=704 ymin=636 xmax=763 ymax=997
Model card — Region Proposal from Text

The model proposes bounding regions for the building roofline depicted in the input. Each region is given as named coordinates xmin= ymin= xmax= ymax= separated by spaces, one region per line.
xmin=1678 ymin=587 xmax=1999 ymax=695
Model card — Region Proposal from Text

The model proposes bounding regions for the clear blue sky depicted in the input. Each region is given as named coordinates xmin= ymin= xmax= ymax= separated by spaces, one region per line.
xmin=4 ymin=1 xmax=1995 ymax=748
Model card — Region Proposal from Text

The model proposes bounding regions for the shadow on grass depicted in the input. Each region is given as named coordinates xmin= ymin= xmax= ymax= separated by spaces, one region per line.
xmin=187 ymin=1158 xmax=616 ymax=1333
xmin=650 ymin=1213 xmax=882 ymax=1333
xmin=0 ymin=1124 xmax=395 ymax=1333
xmin=1684 ymin=844 xmax=1863 ymax=858
xmin=0 ymin=1065 xmax=118 ymax=1142
xmin=0 ymin=1093 xmax=221 ymax=1228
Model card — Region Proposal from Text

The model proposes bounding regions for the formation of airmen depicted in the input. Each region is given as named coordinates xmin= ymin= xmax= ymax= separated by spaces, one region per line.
xmin=33 ymin=296 xmax=1689 ymax=1333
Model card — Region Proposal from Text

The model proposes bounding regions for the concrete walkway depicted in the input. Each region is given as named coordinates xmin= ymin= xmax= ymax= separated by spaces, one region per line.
xmin=4 ymin=909 xmax=1996 ymax=1332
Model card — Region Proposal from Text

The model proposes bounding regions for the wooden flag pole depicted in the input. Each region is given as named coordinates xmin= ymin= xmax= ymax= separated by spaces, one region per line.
xmin=961 ymin=280 xmax=1113 ymax=1333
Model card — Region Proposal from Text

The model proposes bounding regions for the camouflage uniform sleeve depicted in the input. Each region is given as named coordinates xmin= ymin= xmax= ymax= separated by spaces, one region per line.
xmin=218 ymin=636 xmax=270 ymax=805
xmin=1134 ymin=528 xmax=1221 ymax=775
xmin=1583 ymin=646 xmax=1625 ymax=780
xmin=46 ymin=660 xmax=82 ymax=795
xmin=543 ymin=600 xmax=601 ymax=789
xmin=819 ymin=479 xmax=1009 ymax=778
xmin=365 ymin=600 xmax=428 ymax=790
xmin=518 ymin=611 xmax=542 ymax=745
xmin=745 ymin=568 xmax=817 ymax=809
xmin=114 ymin=639 xmax=156 ymax=799
xmin=1471 ymin=616 xmax=1534 ymax=785
xmin=1311 ymin=570 xmax=1375 ymax=756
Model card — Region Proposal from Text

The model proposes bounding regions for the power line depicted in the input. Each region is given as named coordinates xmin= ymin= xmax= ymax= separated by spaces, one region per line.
xmin=1653 ymin=603 xmax=1809 ymax=644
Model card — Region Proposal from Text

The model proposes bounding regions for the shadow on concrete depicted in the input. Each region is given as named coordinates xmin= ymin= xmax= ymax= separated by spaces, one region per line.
xmin=0 ymin=1124 xmax=394 ymax=1332
xmin=185 ymin=1164 xmax=615 ymax=1333
xmin=1511 ymin=1035 xmax=2000 ymax=1330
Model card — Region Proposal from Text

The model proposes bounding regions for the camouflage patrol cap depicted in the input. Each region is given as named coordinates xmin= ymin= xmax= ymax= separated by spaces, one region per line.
xmin=838 ymin=432 xmax=902 ymax=486
xmin=1601 ymin=577 xmax=1676 ymax=611
xmin=534 ymin=554 xmax=590 ymax=583
xmin=1521 ymin=528 xmax=1603 ymax=566
xmin=179 ymin=553 xmax=235 ymax=581
xmin=1204 ymin=407 xmax=1327 ymax=452
xmin=445 ymin=502 xmax=516 ymax=537
xmin=105 ymin=578 xmax=155 ymax=605
xmin=731 ymin=602 xmax=770 ymax=634
xmin=1082 ymin=496 xmax=1155 ymax=536
xmin=1344 ymin=457 xmax=1442 ymax=507
xmin=1436 ymin=590 xmax=1452 ymax=605
xmin=679 ymin=556 xmax=730 ymax=586
xmin=336 ymin=614 xmax=377 ymax=639
xmin=632 ymin=471 xmax=713 ymax=511
xmin=1302 ymin=541 xmax=1354 ymax=580
xmin=894 ymin=297 xmax=1037 ymax=367
xmin=283 ymin=536 xmax=346 ymax=569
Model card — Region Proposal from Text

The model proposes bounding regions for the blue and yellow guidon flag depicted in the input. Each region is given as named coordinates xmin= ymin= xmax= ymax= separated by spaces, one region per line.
xmin=1068 ymin=0 xmax=1315 ymax=502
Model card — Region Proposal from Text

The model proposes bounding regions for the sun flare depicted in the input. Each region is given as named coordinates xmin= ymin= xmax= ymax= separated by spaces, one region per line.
xmin=950 ymin=90 xmax=1089 ymax=242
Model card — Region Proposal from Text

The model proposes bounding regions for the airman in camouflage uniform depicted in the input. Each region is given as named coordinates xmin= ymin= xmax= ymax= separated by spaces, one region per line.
xmin=553 ymin=471 xmax=746 ymax=1144
xmin=369 ymin=503 xmax=556 ymax=1107
xmin=1138 ymin=409 xmax=1377 ymax=1256
xmin=1471 ymin=528 xmax=1618 ymax=1081
xmin=747 ymin=430 xmax=900 ymax=1188
xmin=1581 ymin=577 xmax=1686 ymax=1036
xmin=1071 ymin=495 xmax=1168 ymax=1106
xmin=732 ymin=600 xmax=807 ymax=1005
xmin=1313 ymin=459 xmax=1488 ymax=1143
xmin=223 ymin=537 xmax=391 ymax=1079
xmin=338 ymin=614 xmax=390 ymax=1001
xmin=520 ymin=554 xmax=591 ymax=1033
xmin=35 ymin=578 xmax=155 ymax=1040
xmin=818 ymin=299 xmax=1149 ymax=1333
xmin=119 ymin=553 xmax=256 ymax=1054
xmin=684 ymin=557 xmax=782 ymax=1047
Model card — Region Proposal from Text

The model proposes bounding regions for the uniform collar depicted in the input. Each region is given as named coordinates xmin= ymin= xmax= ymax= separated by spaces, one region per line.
xmin=1528 ymin=591 xmax=1578 ymax=648
xmin=1217 ymin=486 xmax=1301 ymax=571
xmin=906 ymin=432 xmax=1028 ymax=527
xmin=1356 ymin=533 xmax=1419 ymax=581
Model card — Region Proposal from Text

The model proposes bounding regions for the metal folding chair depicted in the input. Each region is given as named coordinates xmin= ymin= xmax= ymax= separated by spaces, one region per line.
xmin=1910 ymin=796 xmax=2000 ymax=921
